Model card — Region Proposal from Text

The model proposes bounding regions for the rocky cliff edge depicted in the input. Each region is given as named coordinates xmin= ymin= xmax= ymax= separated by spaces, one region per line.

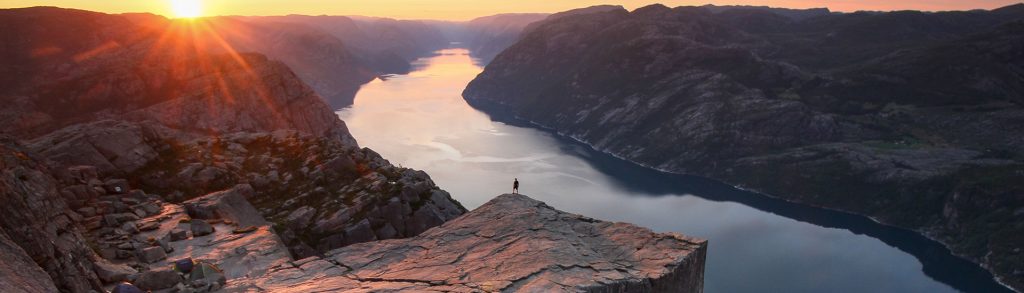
xmin=228 ymin=193 xmax=707 ymax=292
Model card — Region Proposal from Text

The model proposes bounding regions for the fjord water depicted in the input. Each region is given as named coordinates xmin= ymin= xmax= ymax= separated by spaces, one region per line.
xmin=337 ymin=49 xmax=1008 ymax=293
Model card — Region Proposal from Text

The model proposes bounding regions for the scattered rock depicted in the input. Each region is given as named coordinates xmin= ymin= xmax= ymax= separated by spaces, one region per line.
xmin=155 ymin=233 xmax=174 ymax=253
xmin=169 ymin=229 xmax=189 ymax=241
xmin=138 ymin=221 xmax=160 ymax=231
xmin=175 ymin=258 xmax=195 ymax=274
xmin=233 ymin=226 xmax=258 ymax=234
xmin=93 ymin=260 xmax=138 ymax=283
xmin=140 ymin=202 xmax=162 ymax=215
xmin=311 ymin=208 xmax=350 ymax=235
xmin=116 ymin=249 xmax=134 ymax=260
xmin=189 ymin=262 xmax=226 ymax=292
xmin=137 ymin=246 xmax=167 ymax=264
xmin=190 ymin=220 xmax=214 ymax=237
xmin=121 ymin=222 xmax=139 ymax=234
xmin=135 ymin=268 xmax=181 ymax=291
xmin=112 ymin=282 xmax=145 ymax=293
xmin=104 ymin=179 xmax=130 ymax=194
xmin=66 ymin=165 xmax=99 ymax=183
xmin=343 ymin=219 xmax=376 ymax=245
xmin=131 ymin=208 xmax=147 ymax=218
xmin=77 ymin=207 xmax=97 ymax=217
xmin=184 ymin=184 xmax=265 ymax=227
xmin=286 ymin=206 xmax=316 ymax=230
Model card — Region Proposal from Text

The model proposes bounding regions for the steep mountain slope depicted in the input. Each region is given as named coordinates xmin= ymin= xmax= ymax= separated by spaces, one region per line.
xmin=120 ymin=14 xmax=382 ymax=108
xmin=459 ymin=13 xmax=549 ymax=62
xmin=464 ymin=4 xmax=1024 ymax=290
xmin=241 ymin=15 xmax=449 ymax=74
xmin=346 ymin=15 xmax=451 ymax=60
xmin=0 ymin=7 xmax=466 ymax=291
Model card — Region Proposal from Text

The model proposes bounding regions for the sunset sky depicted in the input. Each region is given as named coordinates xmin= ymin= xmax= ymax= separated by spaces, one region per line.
xmin=3 ymin=0 xmax=1021 ymax=20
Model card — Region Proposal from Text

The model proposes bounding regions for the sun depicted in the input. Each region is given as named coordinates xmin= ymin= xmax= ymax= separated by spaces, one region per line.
xmin=171 ymin=0 xmax=203 ymax=18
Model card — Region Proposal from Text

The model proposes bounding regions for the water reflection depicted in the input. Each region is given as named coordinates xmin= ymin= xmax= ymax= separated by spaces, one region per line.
xmin=337 ymin=48 xmax=1008 ymax=293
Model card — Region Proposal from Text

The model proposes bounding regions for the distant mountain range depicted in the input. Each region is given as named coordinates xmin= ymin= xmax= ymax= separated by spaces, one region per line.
xmin=464 ymin=4 xmax=1024 ymax=290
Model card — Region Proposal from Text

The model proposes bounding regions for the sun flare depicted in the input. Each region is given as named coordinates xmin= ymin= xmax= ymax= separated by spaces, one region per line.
xmin=170 ymin=0 xmax=202 ymax=18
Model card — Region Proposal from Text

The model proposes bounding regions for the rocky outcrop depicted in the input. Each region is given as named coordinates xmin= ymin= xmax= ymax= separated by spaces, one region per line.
xmin=0 ymin=7 xmax=468 ymax=292
xmin=464 ymin=4 xmax=1024 ymax=290
xmin=184 ymin=184 xmax=265 ymax=227
xmin=27 ymin=121 xmax=162 ymax=175
xmin=0 ymin=137 xmax=103 ymax=292
xmin=0 ymin=228 xmax=59 ymax=292
xmin=97 ymin=130 xmax=466 ymax=257
xmin=229 ymin=194 xmax=707 ymax=292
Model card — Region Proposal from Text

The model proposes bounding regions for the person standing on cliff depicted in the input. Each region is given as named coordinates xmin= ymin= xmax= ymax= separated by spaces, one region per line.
xmin=513 ymin=178 xmax=519 ymax=194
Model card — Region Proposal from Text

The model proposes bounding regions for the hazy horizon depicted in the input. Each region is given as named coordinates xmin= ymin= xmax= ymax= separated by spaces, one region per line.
xmin=3 ymin=0 xmax=1022 ymax=21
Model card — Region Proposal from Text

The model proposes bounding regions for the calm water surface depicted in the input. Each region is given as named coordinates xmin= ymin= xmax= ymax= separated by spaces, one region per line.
xmin=337 ymin=49 xmax=1009 ymax=293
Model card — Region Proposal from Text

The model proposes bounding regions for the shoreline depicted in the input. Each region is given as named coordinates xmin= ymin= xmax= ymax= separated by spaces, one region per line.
xmin=464 ymin=96 xmax=1016 ymax=293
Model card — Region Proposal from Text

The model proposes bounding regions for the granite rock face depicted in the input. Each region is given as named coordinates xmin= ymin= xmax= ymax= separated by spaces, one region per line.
xmin=0 ymin=137 xmax=103 ymax=292
xmin=464 ymin=4 xmax=1024 ymax=289
xmin=229 ymin=194 xmax=707 ymax=292
xmin=0 ymin=226 xmax=60 ymax=292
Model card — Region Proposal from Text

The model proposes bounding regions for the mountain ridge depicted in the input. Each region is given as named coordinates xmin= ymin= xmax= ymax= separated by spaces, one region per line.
xmin=464 ymin=3 xmax=1024 ymax=290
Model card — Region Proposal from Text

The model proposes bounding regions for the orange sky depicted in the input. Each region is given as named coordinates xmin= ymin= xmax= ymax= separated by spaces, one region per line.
xmin=2 ymin=0 xmax=1021 ymax=20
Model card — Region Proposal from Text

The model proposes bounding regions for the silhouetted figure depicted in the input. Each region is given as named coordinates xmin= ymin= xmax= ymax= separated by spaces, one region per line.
xmin=513 ymin=178 xmax=519 ymax=194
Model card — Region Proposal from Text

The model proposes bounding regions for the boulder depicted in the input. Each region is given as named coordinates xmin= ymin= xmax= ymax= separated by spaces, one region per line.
xmin=311 ymin=208 xmax=350 ymax=235
xmin=66 ymin=165 xmax=99 ymax=183
xmin=137 ymin=246 xmax=167 ymax=263
xmin=188 ymin=262 xmax=226 ymax=292
xmin=190 ymin=220 xmax=214 ymax=237
xmin=184 ymin=184 xmax=265 ymax=227
xmin=104 ymin=179 xmax=130 ymax=194
xmin=169 ymin=229 xmax=189 ymax=241
xmin=140 ymin=202 xmax=162 ymax=215
xmin=374 ymin=223 xmax=398 ymax=240
xmin=63 ymin=185 xmax=97 ymax=201
xmin=175 ymin=258 xmax=195 ymax=274
xmin=286 ymin=206 xmax=316 ymax=230
xmin=343 ymin=219 xmax=376 ymax=245
xmin=77 ymin=207 xmax=97 ymax=217
xmin=138 ymin=221 xmax=160 ymax=231
xmin=121 ymin=222 xmax=139 ymax=234
xmin=135 ymin=268 xmax=181 ymax=291
xmin=93 ymin=260 xmax=138 ymax=283
xmin=104 ymin=214 xmax=122 ymax=227
xmin=111 ymin=282 xmax=145 ymax=293
xmin=155 ymin=233 xmax=174 ymax=253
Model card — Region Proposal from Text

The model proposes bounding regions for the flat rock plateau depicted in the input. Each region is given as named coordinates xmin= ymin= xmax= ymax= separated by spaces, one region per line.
xmin=226 ymin=193 xmax=707 ymax=292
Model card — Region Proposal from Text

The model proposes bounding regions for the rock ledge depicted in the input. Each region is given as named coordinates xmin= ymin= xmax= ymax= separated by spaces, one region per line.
xmin=230 ymin=193 xmax=707 ymax=292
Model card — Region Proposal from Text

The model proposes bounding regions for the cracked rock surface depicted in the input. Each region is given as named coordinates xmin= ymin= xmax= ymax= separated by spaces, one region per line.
xmin=227 ymin=193 xmax=707 ymax=292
